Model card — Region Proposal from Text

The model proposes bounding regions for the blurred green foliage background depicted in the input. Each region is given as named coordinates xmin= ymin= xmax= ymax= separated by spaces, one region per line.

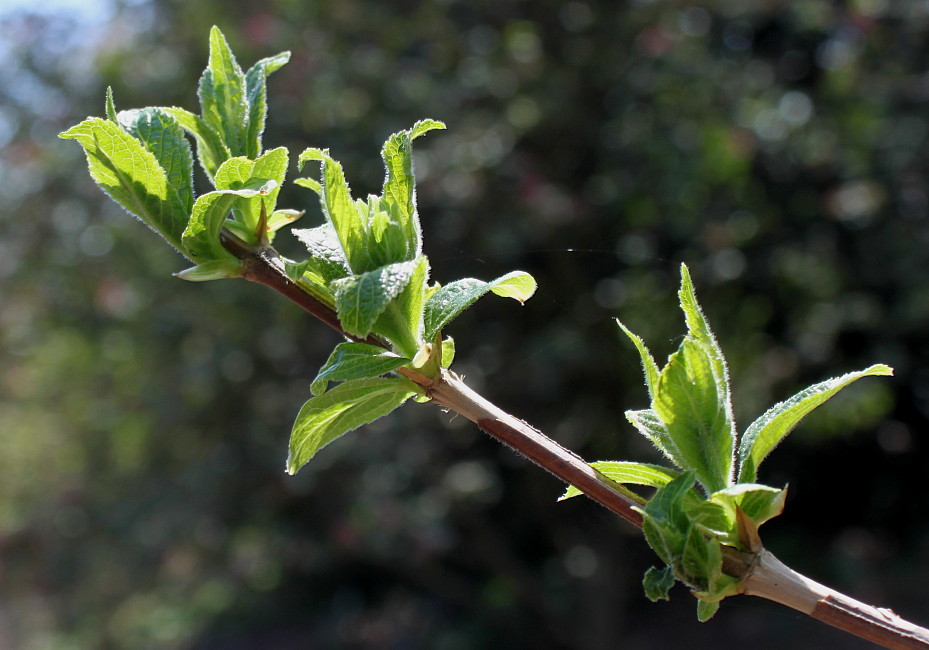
xmin=2 ymin=0 xmax=928 ymax=647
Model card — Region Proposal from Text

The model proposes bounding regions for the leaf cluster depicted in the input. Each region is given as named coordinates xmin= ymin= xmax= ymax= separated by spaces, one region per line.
xmin=563 ymin=265 xmax=891 ymax=620
xmin=59 ymin=27 xmax=537 ymax=477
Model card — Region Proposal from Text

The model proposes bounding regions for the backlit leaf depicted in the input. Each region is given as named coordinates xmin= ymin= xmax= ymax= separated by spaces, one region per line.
xmin=311 ymin=343 xmax=410 ymax=396
xmin=287 ymin=378 xmax=415 ymax=474
xmin=160 ymin=106 xmax=230 ymax=180
xmin=59 ymin=117 xmax=187 ymax=253
xmin=244 ymin=50 xmax=291 ymax=159
xmin=331 ymin=260 xmax=418 ymax=339
xmin=560 ymin=461 xmax=679 ymax=501
xmin=423 ymin=271 xmax=537 ymax=340
xmin=199 ymin=26 xmax=248 ymax=157
xmin=737 ymin=364 xmax=893 ymax=482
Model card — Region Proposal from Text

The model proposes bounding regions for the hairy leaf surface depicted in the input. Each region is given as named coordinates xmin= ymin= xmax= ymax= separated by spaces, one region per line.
xmin=59 ymin=117 xmax=187 ymax=253
xmin=331 ymin=260 xmax=418 ymax=339
xmin=160 ymin=107 xmax=230 ymax=180
xmin=199 ymin=26 xmax=249 ymax=157
xmin=737 ymin=364 xmax=893 ymax=482
xmin=287 ymin=378 xmax=415 ymax=474
xmin=423 ymin=272 xmax=537 ymax=340
xmin=559 ymin=461 xmax=679 ymax=501
xmin=311 ymin=343 xmax=410 ymax=396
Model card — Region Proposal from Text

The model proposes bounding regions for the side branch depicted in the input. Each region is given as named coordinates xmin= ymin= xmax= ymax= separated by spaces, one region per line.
xmin=221 ymin=234 xmax=929 ymax=649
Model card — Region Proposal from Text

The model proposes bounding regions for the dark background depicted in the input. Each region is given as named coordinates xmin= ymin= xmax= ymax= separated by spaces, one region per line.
xmin=2 ymin=1 xmax=928 ymax=648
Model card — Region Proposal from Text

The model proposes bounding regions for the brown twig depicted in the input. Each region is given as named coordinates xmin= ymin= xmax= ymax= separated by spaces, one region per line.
xmin=221 ymin=232 xmax=929 ymax=649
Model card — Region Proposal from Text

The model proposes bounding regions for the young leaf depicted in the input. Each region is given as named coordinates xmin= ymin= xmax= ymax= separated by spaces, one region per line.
xmin=298 ymin=148 xmax=368 ymax=272
xmin=118 ymin=107 xmax=195 ymax=222
xmin=696 ymin=598 xmax=720 ymax=622
xmin=644 ymin=470 xmax=697 ymax=533
xmin=330 ymin=260 xmax=418 ymax=339
xmin=214 ymin=147 xmax=288 ymax=240
xmin=183 ymin=183 xmax=275 ymax=263
xmin=423 ymin=272 xmax=537 ymax=340
xmin=643 ymin=566 xmax=676 ymax=602
xmin=666 ymin=265 xmax=736 ymax=491
xmin=59 ymin=117 xmax=189 ymax=253
xmin=654 ymin=337 xmax=734 ymax=494
xmin=371 ymin=255 xmax=430 ymax=359
xmin=706 ymin=484 xmax=787 ymax=551
xmin=737 ymin=364 xmax=893 ymax=482
xmin=291 ymin=224 xmax=351 ymax=283
xmin=617 ymin=319 xmax=661 ymax=402
xmin=380 ymin=119 xmax=446 ymax=260
xmin=559 ymin=461 xmax=679 ymax=501
xmin=244 ymin=50 xmax=291 ymax=159
xmin=105 ymin=86 xmax=119 ymax=123
xmin=160 ymin=106 xmax=231 ymax=180
xmin=287 ymin=377 xmax=415 ymax=474
xmin=625 ymin=408 xmax=686 ymax=469
xmin=199 ymin=26 xmax=249 ymax=157
xmin=311 ymin=343 xmax=410 ymax=396
xmin=175 ymin=259 xmax=242 ymax=282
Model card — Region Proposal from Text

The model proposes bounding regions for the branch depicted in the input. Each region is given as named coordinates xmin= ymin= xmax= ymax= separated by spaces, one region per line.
xmin=223 ymin=233 xmax=929 ymax=649
xmin=743 ymin=550 xmax=929 ymax=649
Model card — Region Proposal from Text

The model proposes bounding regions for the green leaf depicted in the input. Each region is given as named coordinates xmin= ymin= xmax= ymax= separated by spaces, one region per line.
xmin=287 ymin=378 xmax=415 ymax=474
xmin=737 ymin=364 xmax=893 ymax=482
xmin=681 ymin=523 xmax=716 ymax=587
xmin=440 ymin=336 xmax=456 ymax=368
xmin=560 ymin=461 xmax=679 ymax=501
xmin=696 ymin=599 xmax=720 ymax=622
xmin=372 ymin=255 xmax=429 ymax=358
xmin=199 ymin=26 xmax=249 ymax=157
xmin=174 ymin=259 xmax=242 ymax=282
xmin=105 ymin=86 xmax=118 ymax=123
xmin=59 ymin=117 xmax=188 ymax=253
xmin=267 ymin=209 xmax=303 ymax=234
xmin=311 ymin=343 xmax=410 ymax=396
xmin=644 ymin=470 xmax=697 ymax=533
xmin=160 ymin=106 xmax=230 ymax=180
xmin=298 ymin=148 xmax=368 ymax=272
xmin=118 ymin=107 xmax=195 ymax=224
xmin=291 ymin=224 xmax=351 ymax=284
xmin=182 ymin=184 xmax=273 ymax=263
xmin=379 ymin=119 xmax=445 ymax=260
xmin=410 ymin=118 xmax=447 ymax=140
xmin=214 ymin=147 xmax=288 ymax=241
xmin=331 ymin=260 xmax=418 ymax=339
xmin=244 ymin=50 xmax=291 ymax=159
xmin=642 ymin=566 xmax=675 ymax=602
xmin=617 ymin=319 xmax=661 ymax=402
xmin=655 ymin=337 xmax=734 ymax=494
xmin=706 ymin=483 xmax=787 ymax=550
xmin=625 ymin=409 xmax=686 ymax=469
xmin=423 ymin=272 xmax=537 ymax=340
xmin=657 ymin=264 xmax=736 ymax=493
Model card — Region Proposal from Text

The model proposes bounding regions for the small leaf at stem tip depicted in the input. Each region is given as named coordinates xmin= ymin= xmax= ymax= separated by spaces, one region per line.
xmin=410 ymin=119 xmax=447 ymax=139
xmin=105 ymin=87 xmax=118 ymax=123
xmin=616 ymin=319 xmax=661 ymax=402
